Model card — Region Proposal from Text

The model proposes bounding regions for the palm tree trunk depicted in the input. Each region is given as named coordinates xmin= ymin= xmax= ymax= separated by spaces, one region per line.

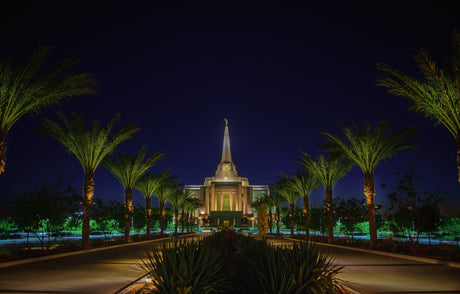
xmin=145 ymin=197 xmax=151 ymax=238
xmin=303 ymin=195 xmax=310 ymax=240
xmin=174 ymin=209 xmax=179 ymax=234
xmin=364 ymin=173 xmax=377 ymax=247
xmin=325 ymin=187 xmax=334 ymax=243
xmin=124 ymin=188 xmax=133 ymax=242
xmin=181 ymin=210 xmax=185 ymax=233
xmin=82 ymin=173 xmax=94 ymax=248
xmin=0 ymin=134 xmax=6 ymax=175
xmin=276 ymin=206 xmax=280 ymax=235
xmin=268 ymin=208 xmax=273 ymax=234
xmin=159 ymin=201 xmax=165 ymax=234
xmin=290 ymin=203 xmax=295 ymax=237
xmin=457 ymin=138 xmax=460 ymax=183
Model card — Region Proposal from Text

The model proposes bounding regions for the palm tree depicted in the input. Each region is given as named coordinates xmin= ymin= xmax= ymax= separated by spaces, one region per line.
xmin=167 ymin=187 xmax=190 ymax=234
xmin=153 ymin=171 xmax=179 ymax=234
xmin=183 ymin=197 xmax=202 ymax=232
xmin=279 ymin=168 xmax=320 ymax=240
xmin=103 ymin=146 xmax=164 ymax=242
xmin=0 ymin=46 xmax=96 ymax=175
xmin=179 ymin=191 xmax=194 ymax=233
xmin=322 ymin=121 xmax=415 ymax=247
xmin=42 ymin=112 xmax=138 ymax=248
xmin=262 ymin=194 xmax=274 ymax=234
xmin=376 ymin=30 xmax=460 ymax=181
xmin=135 ymin=171 xmax=165 ymax=238
xmin=299 ymin=152 xmax=351 ymax=243
xmin=272 ymin=182 xmax=300 ymax=237
xmin=266 ymin=190 xmax=286 ymax=235
xmin=251 ymin=196 xmax=269 ymax=236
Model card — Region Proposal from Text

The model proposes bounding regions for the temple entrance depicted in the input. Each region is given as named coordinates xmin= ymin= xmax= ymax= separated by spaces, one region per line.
xmin=223 ymin=220 xmax=230 ymax=228
xmin=209 ymin=211 xmax=243 ymax=228
xmin=223 ymin=194 xmax=230 ymax=211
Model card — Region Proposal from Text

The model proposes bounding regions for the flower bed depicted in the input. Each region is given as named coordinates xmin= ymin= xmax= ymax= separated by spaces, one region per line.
xmin=0 ymin=233 xmax=168 ymax=263
xmin=291 ymin=235 xmax=460 ymax=262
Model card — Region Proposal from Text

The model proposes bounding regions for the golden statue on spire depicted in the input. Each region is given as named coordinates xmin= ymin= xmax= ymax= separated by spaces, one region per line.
xmin=224 ymin=118 xmax=228 ymax=126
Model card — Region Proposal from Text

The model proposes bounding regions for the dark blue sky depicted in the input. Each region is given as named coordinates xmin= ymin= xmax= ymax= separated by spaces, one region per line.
xmin=1 ymin=2 xmax=459 ymax=215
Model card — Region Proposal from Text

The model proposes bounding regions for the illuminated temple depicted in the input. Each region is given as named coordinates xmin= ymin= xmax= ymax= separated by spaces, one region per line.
xmin=185 ymin=119 xmax=269 ymax=227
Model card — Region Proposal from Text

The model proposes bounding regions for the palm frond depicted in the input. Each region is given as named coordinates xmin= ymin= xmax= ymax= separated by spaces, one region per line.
xmin=298 ymin=151 xmax=352 ymax=190
xmin=103 ymin=146 xmax=164 ymax=189
xmin=376 ymin=31 xmax=460 ymax=140
xmin=322 ymin=121 xmax=415 ymax=174
xmin=0 ymin=46 xmax=96 ymax=135
xmin=41 ymin=112 xmax=138 ymax=175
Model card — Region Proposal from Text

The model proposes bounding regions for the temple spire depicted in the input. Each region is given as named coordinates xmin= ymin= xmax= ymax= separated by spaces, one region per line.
xmin=221 ymin=118 xmax=232 ymax=163
xmin=216 ymin=119 xmax=237 ymax=178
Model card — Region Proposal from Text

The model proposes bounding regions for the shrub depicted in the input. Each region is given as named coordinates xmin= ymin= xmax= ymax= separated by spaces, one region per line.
xmin=140 ymin=231 xmax=347 ymax=293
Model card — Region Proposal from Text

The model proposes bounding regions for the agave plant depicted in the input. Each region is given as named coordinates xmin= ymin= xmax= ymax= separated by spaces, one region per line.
xmin=140 ymin=238 xmax=231 ymax=293
xmin=141 ymin=231 xmax=348 ymax=294
xmin=232 ymin=233 xmax=348 ymax=294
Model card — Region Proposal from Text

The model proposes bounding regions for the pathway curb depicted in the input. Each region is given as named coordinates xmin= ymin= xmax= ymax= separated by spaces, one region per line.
xmin=284 ymin=237 xmax=460 ymax=268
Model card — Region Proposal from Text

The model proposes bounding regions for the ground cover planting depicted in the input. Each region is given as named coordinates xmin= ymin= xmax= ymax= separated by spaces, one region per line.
xmin=139 ymin=230 xmax=349 ymax=294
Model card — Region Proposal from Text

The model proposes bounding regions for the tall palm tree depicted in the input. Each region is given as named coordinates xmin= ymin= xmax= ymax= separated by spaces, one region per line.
xmin=299 ymin=152 xmax=351 ymax=243
xmin=279 ymin=168 xmax=320 ymax=239
xmin=322 ymin=121 xmax=415 ymax=247
xmin=272 ymin=182 xmax=300 ymax=237
xmin=376 ymin=30 xmax=460 ymax=181
xmin=179 ymin=191 xmax=194 ymax=233
xmin=153 ymin=171 xmax=179 ymax=234
xmin=167 ymin=187 xmax=189 ymax=234
xmin=42 ymin=112 xmax=138 ymax=248
xmin=261 ymin=194 xmax=274 ymax=234
xmin=135 ymin=171 xmax=165 ymax=238
xmin=265 ymin=190 xmax=286 ymax=235
xmin=251 ymin=196 xmax=269 ymax=236
xmin=0 ymin=46 xmax=96 ymax=175
xmin=103 ymin=146 xmax=163 ymax=242
xmin=183 ymin=197 xmax=202 ymax=233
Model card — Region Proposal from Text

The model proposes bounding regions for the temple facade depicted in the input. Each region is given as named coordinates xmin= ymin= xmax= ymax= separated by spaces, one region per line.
xmin=185 ymin=119 xmax=269 ymax=227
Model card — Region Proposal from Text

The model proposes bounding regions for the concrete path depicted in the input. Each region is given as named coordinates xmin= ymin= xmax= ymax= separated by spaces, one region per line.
xmin=278 ymin=238 xmax=460 ymax=294
xmin=0 ymin=235 xmax=201 ymax=294
xmin=1 ymin=235 xmax=459 ymax=294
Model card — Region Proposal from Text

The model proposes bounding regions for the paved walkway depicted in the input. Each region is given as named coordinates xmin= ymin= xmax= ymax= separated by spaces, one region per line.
xmin=278 ymin=238 xmax=460 ymax=294
xmin=1 ymin=235 xmax=459 ymax=294
xmin=0 ymin=235 xmax=200 ymax=294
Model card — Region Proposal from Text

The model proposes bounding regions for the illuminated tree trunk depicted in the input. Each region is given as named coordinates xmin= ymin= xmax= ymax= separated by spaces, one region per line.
xmin=276 ymin=206 xmax=280 ymax=235
xmin=82 ymin=173 xmax=94 ymax=248
xmin=325 ymin=187 xmax=334 ymax=243
xmin=124 ymin=188 xmax=133 ymax=242
xmin=289 ymin=203 xmax=295 ymax=237
xmin=145 ymin=196 xmax=151 ymax=238
xmin=457 ymin=139 xmax=460 ymax=183
xmin=181 ymin=210 xmax=185 ymax=233
xmin=268 ymin=207 xmax=273 ymax=234
xmin=364 ymin=173 xmax=377 ymax=247
xmin=174 ymin=209 xmax=179 ymax=234
xmin=0 ymin=134 xmax=6 ymax=175
xmin=303 ymin=195 xmax=310 ymax=240
xmin=257 ymin=203 xmax=269 ymax=236
xmin=160 ymin=201 xmax=165 ymax=234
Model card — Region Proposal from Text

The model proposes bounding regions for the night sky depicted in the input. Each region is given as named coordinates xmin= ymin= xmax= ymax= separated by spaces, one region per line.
xmin=1 ymin=2 xmax=459 ymax=216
